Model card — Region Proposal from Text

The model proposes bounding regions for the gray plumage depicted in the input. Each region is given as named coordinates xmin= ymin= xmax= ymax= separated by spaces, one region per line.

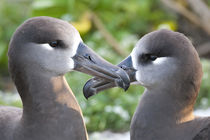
xmin=4 ymin=16 xmax=130 ymax=140
xmin=129 ymin=29 xmax=210 ymax=140
xmin=128 ymin=29 xmax=210 ymax=140
xmin=3 ymin=16 xmax=88 ymax=140
xmin=83 ymin=29 xmax=210 ymax=140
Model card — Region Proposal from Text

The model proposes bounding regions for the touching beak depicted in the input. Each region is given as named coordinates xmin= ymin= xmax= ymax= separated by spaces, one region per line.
xmin=83 ymin=55 xmax=137 ymax=99
xmin=73 ymin=42 xmax=130 ymax=96
xmin=117 ymin=56 xmax=136 ymax=82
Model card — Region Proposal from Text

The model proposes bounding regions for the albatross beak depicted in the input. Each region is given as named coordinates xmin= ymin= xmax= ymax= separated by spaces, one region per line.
xmin=83 ymin=56 xmax=136 ymax=99
xmin=72 ymin=42 xmax=130 ymax=97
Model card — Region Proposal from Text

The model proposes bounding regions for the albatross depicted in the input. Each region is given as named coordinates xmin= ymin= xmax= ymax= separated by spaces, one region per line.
xmin=0 ymin=16 xmax=130 ymax=140
xmin=83 ymin=29 xmax=210 ymax=140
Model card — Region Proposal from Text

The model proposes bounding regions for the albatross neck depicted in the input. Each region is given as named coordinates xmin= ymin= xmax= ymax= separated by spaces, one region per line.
xmin=13 ymin=69 xmax=82 ymax=116
xmin=135 ymin=86 xmax=196 ymax=126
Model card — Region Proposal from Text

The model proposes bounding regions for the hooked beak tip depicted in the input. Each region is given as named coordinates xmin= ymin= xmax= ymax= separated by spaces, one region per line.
xmin=83 ymin=89 xmax=94 ymax=100
xmin=124 ymin=84 xmax=129 ymax=91
xmin=114 ymin=78 xmax=130 ymax=91
xmin=83 ymin=80 xmax=97 ymax=99
xmin=84 ymin=95 xmax=90 ymax=100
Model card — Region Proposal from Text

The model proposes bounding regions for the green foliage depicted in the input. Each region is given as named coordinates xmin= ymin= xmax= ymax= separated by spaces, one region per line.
xmin=58 ymin=72 xmax=144 ymax=132
xmin=0 ymin=0 xmax=32 ymax=75
xmin=195 ymin=59 xmax=210 ymax=108
xmin=0 ymin=91 xmax=22 ymax=108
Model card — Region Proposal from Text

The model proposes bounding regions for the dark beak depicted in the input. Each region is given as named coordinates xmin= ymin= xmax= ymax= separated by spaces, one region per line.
xmin=83 ymin=55 xmax=136 ymax=99
xmin=73 ymin=42 xmax=130 ymax=97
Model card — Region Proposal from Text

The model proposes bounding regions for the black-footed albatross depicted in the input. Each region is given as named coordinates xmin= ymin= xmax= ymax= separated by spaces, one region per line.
xmin=83 ymin=29 xmax=210 ymax=140
xmin=1 ymin=16 xmax=130 ymax=140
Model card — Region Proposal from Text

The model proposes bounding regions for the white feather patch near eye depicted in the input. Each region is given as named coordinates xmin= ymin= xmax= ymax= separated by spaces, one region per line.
xmin=40 ymin=43 xmax=54 ymax=51
xmin=130 ymin=48 xmax=138 ymax=69
xmin=71 ymin=33 xmax=83 ymax=57
xmin=152 ymin=57 xmax=168 ymax=65
xmin=68 ymin=58 xmax=75 ymax=70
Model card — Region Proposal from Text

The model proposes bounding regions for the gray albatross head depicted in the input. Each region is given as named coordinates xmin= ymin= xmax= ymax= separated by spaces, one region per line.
xmin=8 ymin=16 xmax=130 ymax=92
xmin=84 ymin=29 xmax=202 ymax=100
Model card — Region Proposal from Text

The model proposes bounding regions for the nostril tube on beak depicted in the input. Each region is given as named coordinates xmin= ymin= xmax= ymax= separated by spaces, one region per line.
xmin=120 ymin=65 xmax=128 ymax=70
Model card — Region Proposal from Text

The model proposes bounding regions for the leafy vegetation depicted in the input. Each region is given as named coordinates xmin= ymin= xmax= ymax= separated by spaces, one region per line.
xmin=196 ymin=60 xmax=210 ymax=108
xmin=0 ymin=0 xmax=210 ymax=132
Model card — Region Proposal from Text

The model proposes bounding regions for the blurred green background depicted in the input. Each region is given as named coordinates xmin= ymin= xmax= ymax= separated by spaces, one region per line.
xmin=0 ymin=0 xmax=210 ymax=133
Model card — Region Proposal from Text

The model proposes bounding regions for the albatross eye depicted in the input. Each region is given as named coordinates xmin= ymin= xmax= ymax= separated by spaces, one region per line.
xmin=141 ymin=54 xmax=158 ymax=62
xmin=49 ymin=41 xmax=59 ymax=48
xmin=148 ymin=55 xmax=157 ymax=61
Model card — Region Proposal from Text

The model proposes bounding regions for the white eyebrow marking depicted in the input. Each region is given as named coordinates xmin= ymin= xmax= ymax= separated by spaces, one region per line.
xmin=130 ymin=47 xmax=138 ymax=69
xmin=71 ymin=34 xmax=82 ymax=57
xmin=40 ymin=43 xmax=54 ymax=51
xmin=152 ymin=57 xmax=168 ymax=65
xmin=38 ymin=32 xmax=82 ymax=57
xmin=68 ymin=58 xmax=74 ymax=70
